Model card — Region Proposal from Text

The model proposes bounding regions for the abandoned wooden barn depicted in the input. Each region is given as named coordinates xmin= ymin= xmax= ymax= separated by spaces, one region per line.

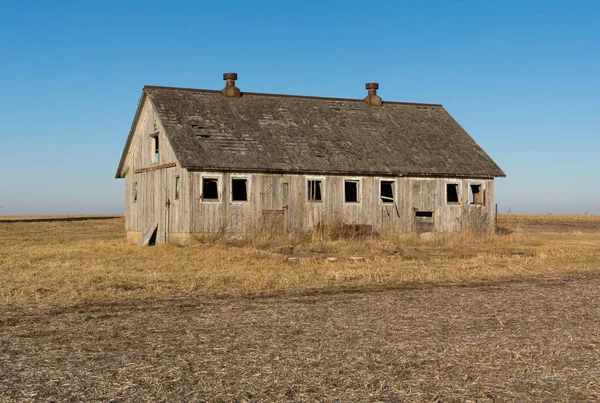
xmin=116 ymin=73 xmax=505 ymax=244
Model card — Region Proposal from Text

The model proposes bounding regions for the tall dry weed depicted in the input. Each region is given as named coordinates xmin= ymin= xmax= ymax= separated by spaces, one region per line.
xmin=0 ymin=215 xmax=599 ymax=307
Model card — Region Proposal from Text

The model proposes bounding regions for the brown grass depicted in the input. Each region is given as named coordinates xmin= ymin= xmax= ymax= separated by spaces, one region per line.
xmin=1 ymin=214 xmax=600 ymax=401
xmin=1 ymin=214 xmax=599 ymax=307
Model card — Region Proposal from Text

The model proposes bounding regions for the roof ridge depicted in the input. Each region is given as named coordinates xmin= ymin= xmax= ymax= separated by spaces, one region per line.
xmin=143 ymin=85 xmax=443 ymax=108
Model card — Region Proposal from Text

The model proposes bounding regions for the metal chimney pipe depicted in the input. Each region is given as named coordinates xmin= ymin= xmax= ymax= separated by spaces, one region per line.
xmin=221 ymin=72 xmax=241 ymax=98
xmin=364 ymin=82 xmax=382 ymax=106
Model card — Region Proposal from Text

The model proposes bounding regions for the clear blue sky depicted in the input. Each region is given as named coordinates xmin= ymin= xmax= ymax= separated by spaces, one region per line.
xmin=1 ymin=0 xmax=598 ymax=215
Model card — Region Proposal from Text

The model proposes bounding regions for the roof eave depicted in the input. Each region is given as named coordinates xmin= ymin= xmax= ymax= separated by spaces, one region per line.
xmin=182 ymin=165 xmax=502 ymax=179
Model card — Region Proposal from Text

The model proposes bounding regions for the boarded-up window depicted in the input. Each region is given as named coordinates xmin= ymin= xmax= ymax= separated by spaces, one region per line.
xmin=231 ymin=178 xmax=248 ymax=202
xmin=202 ymin=178 xmax=219 ymax=201
xmin=446 ymin=183 xmax=459 ymax=203
xmin=415 ymin=211 xmax=434 ymax=233
xmin=470 ymin=184 xmax=483 ymax=205
xmin=307 ymin=179 xmax=322 ymax=202
xmin=344 ymin=179 xmax=360 ymax=203
xmin=174 ymin=175 xmax=180 ymax=200
xmin=133 ymin=181 xmax=138 ymax=203
xmin=380 ymin=180 xmax=395 ymax=204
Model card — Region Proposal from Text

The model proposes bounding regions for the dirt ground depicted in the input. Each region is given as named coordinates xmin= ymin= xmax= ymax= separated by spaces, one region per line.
xmin=1 ymin=214 xmax=599 ymax=401
xmin=2 ymin=273 xmax=599 ymax=402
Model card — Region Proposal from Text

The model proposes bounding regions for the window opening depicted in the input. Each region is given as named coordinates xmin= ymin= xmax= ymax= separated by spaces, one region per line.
xmin=446 ymin=183 xmax=459 ymax=203
xmin=231 ymin=178 xmax=248 ymax=202
xmin=307 ymin=179 xmax=322 ymax=202
xmin=344 ymin=180 xmax=360 ymax=203
xmin=153 ymin=136 xmax=159 ymax=163
xmin=133 ymin=181 xmax=138 ymax=203
xmin=470 ymin=184 xmax=483 ymax=205
xmin=174 ymin=175 xmax=180 ymax=200
xmin=380 ymin=180 xmax=394 ymax=204
xmin=202 ymin=178 xmax=219 ymax=201
xmin=415 ymin=211 xmax=433 ymax=217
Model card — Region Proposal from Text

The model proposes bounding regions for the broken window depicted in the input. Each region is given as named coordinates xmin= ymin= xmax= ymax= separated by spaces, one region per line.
xmin=307 ymin=179 xmax=323 ymax=202
xmin=174 ymin=175 xmax=180 ymax=200
xmin=202 ymin=178 xmax=219 ymax=201
xmin=380 ymin=180 xmax=395 ymax=204
xmin=231 ymin=178 xmax=249 ymax=202
xmin=132 ymin=181 xmax=138 ymax=203
xmin=344 ymin=179 xmax=360 ymax=203
xmin=470 ymin=184 xmax=483 ymax=205
xmin=446 ymin=183 xmax=459 ymax=204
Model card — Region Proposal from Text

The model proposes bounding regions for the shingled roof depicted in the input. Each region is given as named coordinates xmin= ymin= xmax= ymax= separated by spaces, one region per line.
xmin=116 ymin=83 xmax=505 ymax=179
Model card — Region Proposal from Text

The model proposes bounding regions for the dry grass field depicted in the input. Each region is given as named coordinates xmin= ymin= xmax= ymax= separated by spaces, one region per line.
xmin=1 ymin=214 xmax=599 ymax=401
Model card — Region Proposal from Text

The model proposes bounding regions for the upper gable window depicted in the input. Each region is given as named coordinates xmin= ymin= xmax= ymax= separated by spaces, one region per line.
xmin=307 ymin=179 xmax=323 ymax=202
xmin=446 ymin=183 xmax=460 ymax=204
xmin=154 ymin=136 xmax=159 ymax=163
xmin=150 ymin=130 xmax=159 ymax=164
xmin=231 ymin=177 xmax=249 ymax=202
xmin=344 ymin=179 xmax=360 ymax=203
xmin=380 ymin=180 xmax=395 ymax=204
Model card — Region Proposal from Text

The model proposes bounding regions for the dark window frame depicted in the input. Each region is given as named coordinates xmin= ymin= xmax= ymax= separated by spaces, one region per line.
xmin=446 ymin=182 xmax=460 ymax=204
xmin=231 ymin=176 xmax=250 ymax=203
xmin=201 ymin=176 xmax=220 ymax=202
xmin=344 ymin=179 xmax=361 ymax=204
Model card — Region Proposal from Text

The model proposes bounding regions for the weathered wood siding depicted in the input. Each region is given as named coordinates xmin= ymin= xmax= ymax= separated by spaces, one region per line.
xmin=181 ymin=172 xmax=495 ymax=235
xmin=124 ymin=99 xmax=189 ymax=243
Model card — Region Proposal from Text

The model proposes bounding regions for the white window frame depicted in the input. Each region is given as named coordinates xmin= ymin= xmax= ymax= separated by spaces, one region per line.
xmin=230 ymin=175 xmax=251 ymax=204
xmin=379 ymin=178 xmax=396 ymax=205
xmin=200 ymin=174 xmax=223 ymax=203
xmin=306 ymin=177 xmax=325 ymax=203
xmin=343 ymin=178 xmax=362 ymax=204
xmin=468 ymin=182 xmax=485 ymax=206
xmin=445 ymin=181 xmax=462 ymax=205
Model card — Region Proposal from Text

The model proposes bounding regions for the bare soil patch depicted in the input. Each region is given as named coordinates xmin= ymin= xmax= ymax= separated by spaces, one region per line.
xmin=1 ymin=274 xmax=599 ymax=401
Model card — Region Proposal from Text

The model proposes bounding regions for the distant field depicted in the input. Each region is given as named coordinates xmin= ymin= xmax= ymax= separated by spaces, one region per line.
xmin=0 ymin=214 xmax=599 ymax=400
xmin=0 ymin=214 xmax=123 ymax=221
xmin=498 ymin=213 xmax=600 ymax=233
